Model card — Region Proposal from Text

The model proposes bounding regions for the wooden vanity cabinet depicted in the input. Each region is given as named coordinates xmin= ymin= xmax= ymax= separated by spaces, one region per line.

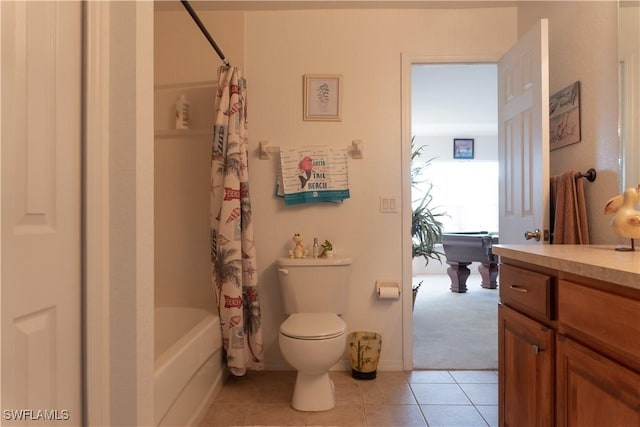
xmin=498 ymin=263 xmax=555 ymax=427
xmin=498 ymin=304 xmax=554 ymax=427
xmin=498 ymin=259 xmax=640 ymax=427
xmin=556 ymin=335 xmax=640 ymax=427
xmin=556 ymin=279 xmax=640 ymax=427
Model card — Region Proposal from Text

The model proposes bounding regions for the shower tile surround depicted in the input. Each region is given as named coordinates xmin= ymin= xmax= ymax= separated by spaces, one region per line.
xmin=199 ymin=370 xmax=498 ymax=427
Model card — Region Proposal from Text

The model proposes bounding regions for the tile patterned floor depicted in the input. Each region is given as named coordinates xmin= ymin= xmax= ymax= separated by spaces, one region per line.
xmin=199 ymin=370 xmax=498 ymax=427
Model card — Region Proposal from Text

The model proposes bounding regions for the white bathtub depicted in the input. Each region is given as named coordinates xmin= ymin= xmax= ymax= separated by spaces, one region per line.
xmin=154 ymin=307 xmax=224 ymax=426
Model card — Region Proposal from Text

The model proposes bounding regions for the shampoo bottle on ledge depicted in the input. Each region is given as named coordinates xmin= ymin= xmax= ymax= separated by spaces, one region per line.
xmin=175 ymin=95 xmax=190 ymax=130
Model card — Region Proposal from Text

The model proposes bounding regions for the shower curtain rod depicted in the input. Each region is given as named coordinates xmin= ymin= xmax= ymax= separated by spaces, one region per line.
xmin=180 ymin=0 xmax=230 ymax=67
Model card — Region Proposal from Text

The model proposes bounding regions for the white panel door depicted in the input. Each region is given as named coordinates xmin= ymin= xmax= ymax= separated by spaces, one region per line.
xmin=1 ymin=2 xmax=82 ymax=425
xmin=498 ymin=19 xmax=550 ymax=244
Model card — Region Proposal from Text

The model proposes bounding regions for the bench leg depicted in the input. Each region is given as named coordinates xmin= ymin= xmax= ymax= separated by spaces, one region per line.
xmin=446 ymin=261 xmax=471 ymax=293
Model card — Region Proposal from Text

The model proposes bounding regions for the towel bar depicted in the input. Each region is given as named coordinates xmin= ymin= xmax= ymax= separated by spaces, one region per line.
xmin=259 ymin=140 xmax=364 ymax=160
xmin=575 ymin=168 xmax=596 ymax=182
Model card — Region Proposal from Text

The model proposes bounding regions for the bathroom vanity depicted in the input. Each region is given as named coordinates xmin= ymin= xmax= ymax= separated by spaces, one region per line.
xmin=493 ymin=244 xmax=640 ymax=427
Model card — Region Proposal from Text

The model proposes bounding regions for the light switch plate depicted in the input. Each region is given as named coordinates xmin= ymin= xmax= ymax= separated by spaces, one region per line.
xmin=380 ymin=195 xmax=398 ymax=213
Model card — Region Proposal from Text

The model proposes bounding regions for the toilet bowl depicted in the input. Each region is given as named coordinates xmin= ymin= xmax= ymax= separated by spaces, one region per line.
xmin=279 ymin=312 xmax=346 ymax=411
xmin=276 ymin=256 xmax=352 ymax=411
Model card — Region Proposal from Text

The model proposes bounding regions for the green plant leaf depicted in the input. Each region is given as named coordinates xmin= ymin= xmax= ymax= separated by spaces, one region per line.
xmin=411 ymin=137 xmax=446 ymax=266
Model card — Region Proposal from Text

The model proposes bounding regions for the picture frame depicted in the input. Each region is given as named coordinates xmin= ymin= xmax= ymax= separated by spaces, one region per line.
xmin=453 ymin=138 xmax=474 ymax=159
xmin=303 ymin=74 xmax=342 ymax=121
xmin=549 ymin=81 xmax=581 ymax=151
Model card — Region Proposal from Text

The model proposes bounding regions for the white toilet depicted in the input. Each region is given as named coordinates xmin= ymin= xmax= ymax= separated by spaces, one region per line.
xmin=277 ymin=256 xmax=352 ymax=411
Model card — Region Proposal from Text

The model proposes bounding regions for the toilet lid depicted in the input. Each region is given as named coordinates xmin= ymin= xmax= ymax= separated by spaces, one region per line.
xmin=280 ymin=313 xmax=346 ymax=340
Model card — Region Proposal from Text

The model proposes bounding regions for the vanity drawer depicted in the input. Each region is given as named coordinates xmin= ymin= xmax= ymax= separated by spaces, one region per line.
xmin=558 ymin=280 xmax=640 ymax=371
xmin=500 ymin=264 xmax=553 ymax=321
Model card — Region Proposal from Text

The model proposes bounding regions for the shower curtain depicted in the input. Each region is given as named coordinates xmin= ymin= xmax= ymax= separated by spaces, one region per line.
xmin=210 ymin=66 xmax=264 ymax=376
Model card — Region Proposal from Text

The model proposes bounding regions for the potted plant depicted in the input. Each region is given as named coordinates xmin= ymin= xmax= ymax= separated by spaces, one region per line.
xmin=411 ymin=138 xmax=446 ymax=309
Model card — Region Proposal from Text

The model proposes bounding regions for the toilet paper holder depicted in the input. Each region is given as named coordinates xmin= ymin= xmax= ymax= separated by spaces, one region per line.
xmin=376 ymin=279 xmax=401 ymax=299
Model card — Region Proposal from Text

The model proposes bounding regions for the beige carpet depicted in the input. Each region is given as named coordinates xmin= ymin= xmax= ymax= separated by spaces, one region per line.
xmin=413 ymin=272 xmax=498 ymax=370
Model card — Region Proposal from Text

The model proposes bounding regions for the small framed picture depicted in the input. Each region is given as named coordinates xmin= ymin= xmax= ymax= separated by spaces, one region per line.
xmin=453 ymin=138 xmax=474 ymax=159
xmin=303 ymin=74 xmax=342 ymax=121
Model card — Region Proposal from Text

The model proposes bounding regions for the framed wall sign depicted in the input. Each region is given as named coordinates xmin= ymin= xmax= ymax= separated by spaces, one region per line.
xmin=549 ymin=81 xmax=581 ymax=151
xmin=453 ymin=138 xmax=474 ymax=159
xmin=303 ymin=74 xmax=342 ymax=121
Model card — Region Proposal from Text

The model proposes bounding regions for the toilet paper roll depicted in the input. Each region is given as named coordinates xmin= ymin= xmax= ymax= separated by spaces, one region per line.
xmin=378 ymin=286 xmax=400 ymax=299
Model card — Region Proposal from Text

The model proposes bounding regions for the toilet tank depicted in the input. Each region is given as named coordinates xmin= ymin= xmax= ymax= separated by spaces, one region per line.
xmin=277 ymin=257 xmax=352 ymax=315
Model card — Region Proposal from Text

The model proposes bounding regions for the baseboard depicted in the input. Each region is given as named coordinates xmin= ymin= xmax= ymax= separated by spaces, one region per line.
xmin=264 ymin=358 xmax=405 ymax=372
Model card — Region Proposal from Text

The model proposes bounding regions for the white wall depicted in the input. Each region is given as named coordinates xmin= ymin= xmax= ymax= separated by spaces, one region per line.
xmin=154 ymin=10 xmax=245 ymax=85
xmin=153 ymin=1 xmax=622 ymax=372
xmin=154 ymin=11 xmax=244 ymax=310
xmin=154 ymin=5 xmax=518 ymax=371
xmin=416 ymin=135 xmax=498 ymax=162
xmin=619 ymin=3 xmax=640 ymax=191
xmin=413 ymin=134 xmax=500 ymax=236
xmin=109 ymin=2 xmax=155 ymax=425
xmin=244 ymin=7 xmax=517 ymax=370
xmin=518 ymin=2 xmax=620 ymax=244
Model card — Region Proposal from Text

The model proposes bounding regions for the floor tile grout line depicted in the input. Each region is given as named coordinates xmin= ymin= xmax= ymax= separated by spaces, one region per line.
xmin=407 ymin=370 xmax=497 ymax=427
xmin=207 ymin=370 xmax=497 ymax=427
xmin=358 ymin=380 xmax=369 ymax=427
xmin=405 ymin=379 xmax=431 ymax=427
xmin=456 ymin=385 xmax=491 ymax=427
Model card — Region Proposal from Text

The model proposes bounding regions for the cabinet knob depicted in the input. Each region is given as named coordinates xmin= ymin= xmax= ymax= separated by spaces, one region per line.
xmin=533 ymin=345 xmax=541 ymax=355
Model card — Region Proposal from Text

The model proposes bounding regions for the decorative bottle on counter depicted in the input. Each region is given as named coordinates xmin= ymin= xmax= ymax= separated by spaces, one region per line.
xmin=175 ymin=95 xmax=190 ymax=130
xmin=312 ymin=238 xmax=320 ymax=258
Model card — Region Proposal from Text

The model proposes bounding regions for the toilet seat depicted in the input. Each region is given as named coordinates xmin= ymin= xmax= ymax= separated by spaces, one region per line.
xmin=280 ymin=313 xmax=346 ymax=340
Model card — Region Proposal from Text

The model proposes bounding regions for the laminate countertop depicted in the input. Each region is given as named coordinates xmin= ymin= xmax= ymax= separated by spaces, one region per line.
xmin=493 ymin=244 xmax=640 ymax=290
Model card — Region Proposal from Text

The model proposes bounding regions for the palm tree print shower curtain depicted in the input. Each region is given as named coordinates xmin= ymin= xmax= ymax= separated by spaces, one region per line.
xmin=210 ymin=66 xmax=263 ymax=375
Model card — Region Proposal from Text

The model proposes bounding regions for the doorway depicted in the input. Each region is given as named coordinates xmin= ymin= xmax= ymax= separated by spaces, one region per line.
xmin=410 ymin=63 xmax=499 ymax=370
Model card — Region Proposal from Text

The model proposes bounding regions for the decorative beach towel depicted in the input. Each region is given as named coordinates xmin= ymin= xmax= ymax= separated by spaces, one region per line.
xmin=276 ymin=146 xmax=350 ymax=205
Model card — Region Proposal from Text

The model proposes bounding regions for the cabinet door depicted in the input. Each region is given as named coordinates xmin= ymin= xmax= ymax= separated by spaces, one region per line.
xmin=499 ymin=304 xmax=554 ymax=427
xmin=557 ymin=336 xmax=640 ymax=427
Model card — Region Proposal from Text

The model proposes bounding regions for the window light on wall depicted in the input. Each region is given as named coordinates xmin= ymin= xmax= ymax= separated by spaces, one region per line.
xmin=412 ymin=161 xmax=499 ymax=233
